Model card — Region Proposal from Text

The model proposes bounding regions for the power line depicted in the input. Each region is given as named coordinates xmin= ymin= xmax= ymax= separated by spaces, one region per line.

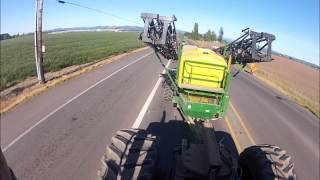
xmin=55 ymin=0 xmax=141 ymax=25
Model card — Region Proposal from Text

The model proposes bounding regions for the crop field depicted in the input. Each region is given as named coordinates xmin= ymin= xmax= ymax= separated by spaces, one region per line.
xmin=0 ymin=31 xmax=145 ymax=91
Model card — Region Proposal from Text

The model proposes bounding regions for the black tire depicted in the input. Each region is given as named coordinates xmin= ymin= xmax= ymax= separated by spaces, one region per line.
xmin=239 ymin=144 xmax=296 ymax=180
xmin=99 ymin=129 xmax=158 ymax=180
xmin=161 ymin=78 xmax=173 ymax=102
xmin=163 ymin=85 xmax=173 ymax=102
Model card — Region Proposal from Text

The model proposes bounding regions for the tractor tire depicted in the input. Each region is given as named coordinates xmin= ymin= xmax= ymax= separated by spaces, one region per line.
xmin=238 ymin=144 xmax=296 ymax=180
xmin=162 ymin=79 xmax=173 ymax=102
xmin=99 ymin=129 xmax=159 ymax=180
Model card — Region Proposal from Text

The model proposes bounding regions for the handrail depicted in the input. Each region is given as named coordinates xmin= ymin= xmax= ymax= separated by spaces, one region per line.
xmin=181 ymin=60 xmax=227 ymax=88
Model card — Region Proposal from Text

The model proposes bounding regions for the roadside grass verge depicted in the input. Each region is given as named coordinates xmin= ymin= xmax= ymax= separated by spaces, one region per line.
xmin=0 ymin=31 xmax=145 ymax=91
xmin=255 ymin=70 xmax=320 ymax=118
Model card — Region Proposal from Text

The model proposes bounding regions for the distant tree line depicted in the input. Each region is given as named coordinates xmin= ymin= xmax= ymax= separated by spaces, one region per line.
xmin=0 ymin=33 xmax=34 ymax=41
xmin=0 ymin=33 xmax=13 ymax=40
xmin=184 ymin=23 xmax=224 ymax=42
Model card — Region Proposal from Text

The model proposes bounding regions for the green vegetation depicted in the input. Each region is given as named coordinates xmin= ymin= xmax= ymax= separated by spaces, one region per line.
xmin=218 ymin=27 xmax=223 ymax=42
xmin=0 ymin=31 xmax=145 ymax=91
xmin=184 ymin=23 xmax=223 ymax=42
xmin=184 ymin=23 xmax=201 ymax=40
xmin=203 ymin=30 xmax=216 ymax=41
xmin=1 ymin=33 xmax=14 ymax=40
xmin=191 ymin=23 xmax=200 ymax=40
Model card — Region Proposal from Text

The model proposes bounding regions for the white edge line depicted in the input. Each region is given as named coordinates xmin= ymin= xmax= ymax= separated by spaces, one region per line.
xmin=3 ymin=52 xmax=152 ymax=152
xmin=132 ymin=59 xmax=172 ymax=129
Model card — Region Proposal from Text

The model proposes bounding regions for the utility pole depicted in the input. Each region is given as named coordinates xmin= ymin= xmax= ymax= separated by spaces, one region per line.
xmin=35 ymin=0 xmax=45 ymax=83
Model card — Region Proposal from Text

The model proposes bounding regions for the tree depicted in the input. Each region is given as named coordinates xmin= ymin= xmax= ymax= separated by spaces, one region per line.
xmin=218 ymin=27 xmax=224 ymax=42
xmin=203 ymin=29 xmax=217 ymax=41
xmin=194 ymin=23 xmax=199 ymax=39
xmin=191 ymin=23 xmax=199 ymax=40
xmin=204 ymin=30 xmax=212 ymax=41
xmin=211 ymin=31 xmax=216 ymax=41
xmin=0 ymin=33 xmax=12 ymax=41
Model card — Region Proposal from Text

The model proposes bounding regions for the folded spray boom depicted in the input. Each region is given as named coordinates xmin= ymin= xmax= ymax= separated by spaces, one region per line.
xmin=139 ymin=13 xmax=178 ymax=60
xmin=218 ymin=28 xmax=276 ymax=63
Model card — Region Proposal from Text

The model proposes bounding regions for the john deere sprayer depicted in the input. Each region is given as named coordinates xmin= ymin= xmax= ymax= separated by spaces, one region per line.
xmin=99 ymin=13 xmax=296 ymax=180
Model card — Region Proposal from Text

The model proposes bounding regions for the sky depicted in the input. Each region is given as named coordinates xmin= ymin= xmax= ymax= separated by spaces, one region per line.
xmin=1 ymin=0 xmax=319 ymax=65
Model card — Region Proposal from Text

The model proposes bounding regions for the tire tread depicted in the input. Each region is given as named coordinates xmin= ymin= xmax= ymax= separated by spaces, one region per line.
xmin=99 ymin=129 xmax=158 ymax=180
xmin=239 ymin=144 xmax=296 ymax=180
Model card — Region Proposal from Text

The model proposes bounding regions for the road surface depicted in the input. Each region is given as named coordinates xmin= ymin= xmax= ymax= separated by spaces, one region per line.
xmin=229 ymin=70 xmax=319 ymax=180
xmin=1 ymin=48 xmax=319 ymax=180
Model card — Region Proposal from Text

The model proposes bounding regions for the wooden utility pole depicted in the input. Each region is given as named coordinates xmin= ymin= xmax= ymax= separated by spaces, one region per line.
xmin=35 ymin=0 xmax=45 ymax=83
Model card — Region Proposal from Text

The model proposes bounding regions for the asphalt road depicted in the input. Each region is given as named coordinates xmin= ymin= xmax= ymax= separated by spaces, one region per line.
xmin=1 ymin=48 xmax=319 ymax=180
xmin=229 ymin=70 xmax=320 ymax=180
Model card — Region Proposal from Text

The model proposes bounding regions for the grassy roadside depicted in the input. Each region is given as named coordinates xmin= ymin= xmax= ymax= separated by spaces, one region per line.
xmin=254 ymin=70 xmax=320 ymax=118
xmin=0 ymin=31 xmax=145 ymax=91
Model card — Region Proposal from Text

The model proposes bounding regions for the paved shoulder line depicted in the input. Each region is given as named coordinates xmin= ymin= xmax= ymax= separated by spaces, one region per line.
xmin=224 ymin=101 xmax=258 ymax=153
xmin=225 ymin=116 xmax=242 ymax=152
xmin=3 ymin=52 xmax=152 ymax=152
xmin=132 ymin=59 xmax=172 ymax=128
xmin=229 ymin=102 xmax=256 ymax=145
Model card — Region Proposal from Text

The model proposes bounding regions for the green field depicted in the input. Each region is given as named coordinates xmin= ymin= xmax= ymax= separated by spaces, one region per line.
xmin=0 ymin=31 xmax=145 ymax=91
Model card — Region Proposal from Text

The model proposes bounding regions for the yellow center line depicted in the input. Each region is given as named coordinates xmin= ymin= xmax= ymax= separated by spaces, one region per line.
xmin=225 ymin=116 xmax=242 ymax=152
xmin=229 ymin=102 xmax=256 ymax=145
